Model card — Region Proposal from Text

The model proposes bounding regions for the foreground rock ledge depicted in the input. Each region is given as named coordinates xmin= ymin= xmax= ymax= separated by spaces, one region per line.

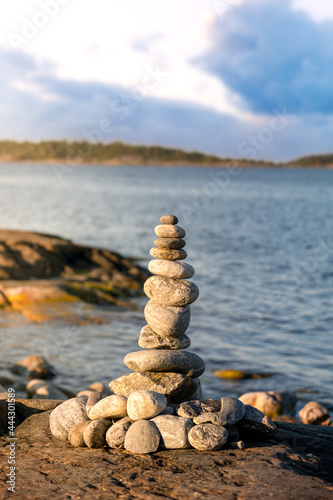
xmin=0 ymin=410 xmax=332 ymax=499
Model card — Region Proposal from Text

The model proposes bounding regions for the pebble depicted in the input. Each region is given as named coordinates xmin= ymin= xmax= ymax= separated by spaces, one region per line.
xmin=109 ymin=372 xmax=198 ymax=404
xmin=151 ymin=415 xmax=193 ymax=449
xmin=68 ymin=421 xmax=91 ymax=447
xmin=124 ymin=350 xmax=205 ymax=378
xmin=86 ymin=391 xmax=105 ymax=414
xmin=49 ymin=398 xmax=90 ymax=441
xmin=127 ymin=390 xmax=167 ymax=420
xmin=88 ymin=395 xmax=128 ymax=420
xmin=188 ymin=424 xmax=228 ymax=451
xmin=155 ymin=225 xmax=186 ymax=238
xmin=138 ymin=325 xmax=191 ymax=350
xmin=144 ymin=301 xmax=191 ymax=337
xmin=148 ymin=259 xmax=194 ymax=279
xmin=237 ymin=405 xmax=277 ymax=438
xmin=299 ymin=401 xmax=331 ymax=426
xmin=124 ymin=420 xmax=160 ymax=454
xmin=154 ymin=237 xmax=185 ymax=249
xmin=105 ymin=417 xmax=132 ymax=449
xmin=83 ymin=418 xmax=112 ymax=448
xmin=219 ymin=397 xmax=246 ymax=426
xmin=228 ymin=440 xmax=245 ymax=450
xmin=177 ymin=399 xmax=221 ymax=418
xmin=150 ymin=247 xmax=187 ymax=261
xmin=160 ymin=215 xmax=178 ymax=225
xmin=144 ymin=276 xmax=199 ymax=307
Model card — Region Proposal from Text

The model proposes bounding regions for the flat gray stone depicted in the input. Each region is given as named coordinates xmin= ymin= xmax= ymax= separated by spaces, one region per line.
xmin=106 ymin=417 xmax=132 ymax=449
xmin=188 ymin=424 xmax=228 ymax=451
xmin=109 ymin=372 xmax=198 ymax=404
xmin=154 ymin=237 xmax=185 ymax=249
xmin=150 ymin=247 xmax=187 ymax=261
xmin=124 ymin=420 xmax=160 ymax=454
xmin=124 ymin=350 xmax=205 ymax=378
xmin=193 ymin=412 xmax=227 ymax=426
xmin=83 ymin=418 xmax=112 ymax=448
xmin=86 ymin=391 xmax=105 ymax=414
xmin=144 ymin=301 xmax=191 ymax=337
xmin=127 ymin=390 xmax=167 ymax=420
xmin=68 ymin=421 xmax=91 ymax=447
xmin=238 ymin=405 xmax=277 ymax=439
xmin=155 ymin=225 xmax=186 ymax=238
xmin=151 ymin=415 xmax=193 ymax=449
xmin=159 ymin=215 xmax=178 ymax=225
xmin=88 ymin=395 xmax=128 ymax=420
xmin=49 ymin=398 xmax=90 ymax=441
xmin=220 ymin=397 xmax=246 ymax=426
xmin=144 ymin=276 xmax=199 ymax=307
xmin=177 ymin=399 xmax=221 ymax=418
xmin=148 ymin=259 xmax=194 ymax=279
xmin=138 ymin=325 xmax=191 ymax=350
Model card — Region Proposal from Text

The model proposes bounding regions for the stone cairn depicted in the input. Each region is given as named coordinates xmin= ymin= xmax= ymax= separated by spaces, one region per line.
xmin=49 ymin=215 xmax=277 ymax=453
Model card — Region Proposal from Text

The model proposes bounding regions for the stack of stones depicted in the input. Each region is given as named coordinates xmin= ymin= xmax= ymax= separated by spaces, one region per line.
xmin=109 ymin=215 xmax=205 ymax=404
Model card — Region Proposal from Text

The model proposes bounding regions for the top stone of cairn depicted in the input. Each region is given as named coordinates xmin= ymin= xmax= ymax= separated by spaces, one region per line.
xmin=160 ymin=215 xmax=178 ymax=225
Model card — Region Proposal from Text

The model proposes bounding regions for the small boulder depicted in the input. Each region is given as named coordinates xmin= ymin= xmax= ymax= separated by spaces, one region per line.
xmin=11 ymin=356 xmax=56 ymax=379
xmin=83 ymin=419 xmax=112 ymax=448
xmin=49 ymin=398 xmax=90 ymax=441
xmin=127 ymin=390 xmax=167 ymax=421
xmin=239 ymin=391 xmax=282 ymax=419
xmin=188 ymin=424 xmax=228 ymax=451
xmin=299 ymin=401 xmax=331 ymax=426
xmin=88 ymin=395 xmax=128 ymax=420
xmin=106 ymin=417 xmax=132 ymax=449
xmin=124 ymin=419 xmax=160 ymax=454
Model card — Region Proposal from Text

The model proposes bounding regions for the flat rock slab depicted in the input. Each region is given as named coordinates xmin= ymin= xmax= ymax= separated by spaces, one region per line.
xmin=2 ymin=411 xmax=333 ymax=499
xmin=124 ymin=350 xmax=205 ymax=378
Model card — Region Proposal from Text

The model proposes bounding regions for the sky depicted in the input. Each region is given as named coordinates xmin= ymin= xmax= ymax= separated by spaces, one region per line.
xmin=0 ymin=0 xmax=333 ymax=162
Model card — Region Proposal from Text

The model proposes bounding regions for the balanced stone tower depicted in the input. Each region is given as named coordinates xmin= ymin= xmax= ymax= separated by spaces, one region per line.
xmin=109 ymin=215 xmax=205 ymax=403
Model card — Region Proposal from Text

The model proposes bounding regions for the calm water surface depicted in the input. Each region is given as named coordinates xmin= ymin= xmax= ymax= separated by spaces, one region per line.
xmin=0 ymin=164 xmax=332 ymax=415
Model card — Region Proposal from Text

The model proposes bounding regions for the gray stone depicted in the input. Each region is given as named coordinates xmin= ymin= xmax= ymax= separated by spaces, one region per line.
xmin=177 ymin=399 xmax=221 ymax=418
xmin=105 ymin=417 xmax=132 ymax=449
xmin=144 ymin=301 xmax=191 ymax=337
xmin=193 ymin=412 xmax=228 ymax=426
xmin=155 ymin=225 xmax=186 ymax=238
xmin=138 ymin=325 xmax=191 ymax=350
xmin=68 ymin=421 xmax=91 ymax=447
xmin=151 ymin=415 xmax=193 ymax=449
xmin=83 ymin=418 xmax=112 ymax=448
xmin=238 ymin=405 xmax=278 ymax=438
xmin=150 ymin=247 xmax=187 ymax=261
xmin=86 ymin=391 xmax=105 ymax=414
xmin=124 ymin=419 xmax=160 ymax=454
xmin=148 ymin=259 xmax=194 ymax=279
xmin=218 ymin=397 xmax=246 ymax=426
xmin=144 ymin=276 xmax=199 ymax=307
xmin=109 ymin=372 xmax=198 ymax=404
xmin=160 ymin=215 xmax=178 ymax=225
xmin=127 ymin=390 xmax=167 ymax=420
xmin=124 ymin=350 xmax=205 ymax=378
xmin=188 ymin=424 xmax=228 ymax=451
xmin=88 ymin=395 xmax=128 ymax=420
xmin=49 ymin=398 xmax=90 ymax=441
xmin=154 ymin=238 xmax=185 ymax=249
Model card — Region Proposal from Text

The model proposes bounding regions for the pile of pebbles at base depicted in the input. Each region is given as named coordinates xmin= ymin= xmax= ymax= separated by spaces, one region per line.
xmin=49 ymin=390 xmax=277 ymax=454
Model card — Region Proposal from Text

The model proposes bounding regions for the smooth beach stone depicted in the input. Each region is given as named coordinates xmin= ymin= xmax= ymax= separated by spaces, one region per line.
xmin=49 ymin=398 xmax=90 ymax=441
xmin=88 ymin=395 xmax=128 ymax=420
xmin=68 ymin=421 xmax=91 ymax=448
xmin=138 ymin=325 xmax=191 ymax=350
xmin=154 ymin=238 xmax=186 ymax=250
xmin=193 ymin=411 xmax=228 ymax=426
xmin=188 ymin=424 xmax=228 ymax=451
xmin=83 ymin=418 xmax=112 ymax=448
xmin=106 ymin=417 xmax=132 ymax=449
xmin=124 ymin=350 xmax=205 ymax=378
xmin=177 ymin=399 xmax=221 ymax=419
xmin=219 ymin=397 xmax=246 ymax=426
xmin=237 ymin=405 xmax=277 ymax=439
xmin=151 ymin=415 xmax=193 ymax=449
xmin=109 ymin=372 xmax=198 ymax=404
xmin=160 ymin=215 xmax=178 ymax=225
xmin=148 ymin=259 xmax=194 ymax=279
xmin=155 ymin=225 xmax=186 ymax=238
xmin=144 ymin=301 xmax=191 ymax=337
xmin=150 ymin=247 xmax=187 ymax=261
xmin=144 ymin=276 xmax=199 ymax=307
xmin=86 ymin=391 xmax=105 ymax=414
xmin=127 ymin=390 xmax=167 ymax=421
xmin=124 ymin=419 xmax=160 ymax=454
